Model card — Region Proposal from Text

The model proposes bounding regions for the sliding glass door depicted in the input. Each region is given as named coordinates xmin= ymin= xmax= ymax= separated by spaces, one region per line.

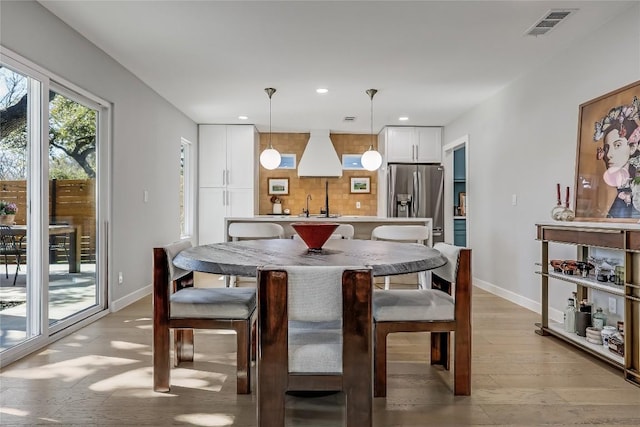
xmin=47 ymin=87 xmax=102 ymax=328
xmin=0 ymin=49 xmax=109 ymax=362
xmin=0 ymin=65 xmax=35 ymax=351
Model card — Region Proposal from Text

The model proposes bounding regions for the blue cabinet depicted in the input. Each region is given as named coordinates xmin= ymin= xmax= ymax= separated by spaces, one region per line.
xmin=454 ymin=218 xmax=466 ymax=246
xmin=453 ymin=146 xmax=466 ymax=246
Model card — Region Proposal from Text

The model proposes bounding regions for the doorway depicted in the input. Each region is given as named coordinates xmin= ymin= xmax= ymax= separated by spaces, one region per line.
xmin=443 ymin=135 xmax=468 ymax=246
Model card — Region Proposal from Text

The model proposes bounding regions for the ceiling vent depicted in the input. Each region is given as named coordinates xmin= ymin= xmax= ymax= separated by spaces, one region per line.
xmin=343 ymin=116 xmax=356 ymax=122
xmin=525 ymin=9 xmax=576 ymax=37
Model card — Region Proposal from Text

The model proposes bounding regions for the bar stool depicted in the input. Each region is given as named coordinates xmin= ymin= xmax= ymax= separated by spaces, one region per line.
xmin=227 ymin=222 xmax=285 ymax=286
xmin=371 ymin=225 xmax=430 ymax=289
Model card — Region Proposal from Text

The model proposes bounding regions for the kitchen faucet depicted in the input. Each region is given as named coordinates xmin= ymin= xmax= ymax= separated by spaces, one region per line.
xmin=324 ymin=180 xmax=329 ymax=218
xmin=304 ymin=194 xmax=312 ymax=217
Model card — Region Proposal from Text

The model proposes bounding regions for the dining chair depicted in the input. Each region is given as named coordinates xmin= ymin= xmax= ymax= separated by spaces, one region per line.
xmin=373 ymin=242 xmax=472 ymax=396
xmin=370 ymin=225 xmax=430 ymax=289
xmin=0 ymin=225 xmax=25 ymax=286
xmin=227 ymin=222 xmax=285 ymax=286
xmin=153 ymin=239 xmax=256 ymax=394
xmin=257 ymin=265 xmax=373 ymax=427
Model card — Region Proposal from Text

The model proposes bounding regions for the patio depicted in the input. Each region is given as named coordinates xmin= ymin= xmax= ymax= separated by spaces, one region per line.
xmin=0 ymin=263 xmax=97 ymax=352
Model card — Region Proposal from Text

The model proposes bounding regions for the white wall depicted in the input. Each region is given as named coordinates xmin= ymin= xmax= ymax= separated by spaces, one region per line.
xmin=0 ymin=1 xmax=198 ymax=303
xmin=444 ymin=4 xmax=640 ymax=316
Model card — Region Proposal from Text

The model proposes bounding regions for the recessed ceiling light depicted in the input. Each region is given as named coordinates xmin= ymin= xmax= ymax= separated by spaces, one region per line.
xmin=399 ymin=116 xmax=409 ymax=121
xmin=316 ymin=88 xmax=328 ymax=94
xmin=238 ymin=115 xmax=248 ymax=120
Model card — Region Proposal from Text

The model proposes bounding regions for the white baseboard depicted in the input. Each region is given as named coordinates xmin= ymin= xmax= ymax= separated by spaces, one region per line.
xmin=110 ymin=283 xmax=152 ymax=312
xmin=473 ymin=277 xmax=564 ymax=323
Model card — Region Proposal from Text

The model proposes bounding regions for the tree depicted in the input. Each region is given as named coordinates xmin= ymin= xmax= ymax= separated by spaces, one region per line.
xmin=49 ymin=95 xmax=96 ymax=178
xmin=0 ymin=66 xmax=96 ymax=179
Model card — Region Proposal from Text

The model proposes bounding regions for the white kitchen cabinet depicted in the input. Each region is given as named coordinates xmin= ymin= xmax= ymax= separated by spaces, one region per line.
xmin=383 ymin=126 xmax=442 ymax=163
xmin=198 ymin=124 xmax=258 ymax=244
xmin=199 ymin=125 xmax=257 ymax=189
xmin=416 ymin=127 xmax=442 ymax=163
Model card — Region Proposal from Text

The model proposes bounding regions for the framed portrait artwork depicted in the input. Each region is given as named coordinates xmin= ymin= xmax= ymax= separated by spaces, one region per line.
xmin=268 ymin=178 xmax=289 ymax=195
xmin=350 ymin=177 xmax=370 ymax=194
xmin=574 ymin=80 xmax=640 ymax=221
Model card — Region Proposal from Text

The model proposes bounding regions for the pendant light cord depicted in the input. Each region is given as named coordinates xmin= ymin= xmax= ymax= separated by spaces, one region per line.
xmin=265 ymin=87 xmax=276 ymax=149
xmin=367 ymin=89 xmax=378 ymax=150
xmin=269 ymin=93 xmax=272 ymax=148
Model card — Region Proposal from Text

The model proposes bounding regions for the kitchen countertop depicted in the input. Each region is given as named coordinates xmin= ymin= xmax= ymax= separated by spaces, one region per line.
xmin=224 ymin=216 xmax=434 ymax=245
xmin=230 ymin=215 xmax=432 ymax=222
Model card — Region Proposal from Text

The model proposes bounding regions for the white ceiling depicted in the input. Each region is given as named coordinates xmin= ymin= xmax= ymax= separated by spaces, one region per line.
xmin=39 ymin=0 xmax=636 ymax=134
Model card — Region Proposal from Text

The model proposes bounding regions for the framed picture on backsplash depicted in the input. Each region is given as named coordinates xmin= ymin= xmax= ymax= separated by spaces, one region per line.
xmin=350 ymin=177 xmax=370 ymax=194
xmin=268 ymin=178 xmax=289 ymax=195
xmin=574 ymin=80 xmax=640 ymax=221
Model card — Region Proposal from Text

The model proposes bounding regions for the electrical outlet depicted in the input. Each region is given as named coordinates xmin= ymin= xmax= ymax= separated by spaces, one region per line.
xmin=608 ymin=297 xmax=616 ymax=314
xmin=118 ymin=272 xmax=124 ymax=285
xmin=356 ymin=201 xmax=361 ymax=209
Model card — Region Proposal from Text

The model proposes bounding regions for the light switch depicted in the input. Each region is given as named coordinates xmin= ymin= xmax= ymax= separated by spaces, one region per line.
xmin=512 ymin=194 xmax=517 ymax=206
xmin=143 ymin=190 xmax=149 ymax=203
xmin=356 ymin=201 xmax=361 ymax=209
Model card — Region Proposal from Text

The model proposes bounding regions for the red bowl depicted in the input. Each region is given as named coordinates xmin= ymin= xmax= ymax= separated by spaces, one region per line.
xmin=291 ymin=222 xmax=339 ymax=251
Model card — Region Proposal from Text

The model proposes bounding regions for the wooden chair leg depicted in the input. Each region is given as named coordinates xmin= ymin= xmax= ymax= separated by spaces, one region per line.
xmin=430 ymin=331 xmax=450 ymax=370
xmin=235 ymin=320 xmax=251 ymax=394
xmin=174 ymin=329 xmax=194 ymax=366
xmin=346 ymin=376 xmax=372 ymax=426
xmin=454 ymin=330 xmax=471 ymax=396
xmin=153 ymin=322 xmax=170 ymax=392
xmin=251 ymin=319 xmax=257 ymax=362
xmin=258 ymin=270 xmax=287 ymax=427
xmin=374 ymin=325 xmax=388 ymax=398
xmin=342 ymin=269 xmax=372 ymax=426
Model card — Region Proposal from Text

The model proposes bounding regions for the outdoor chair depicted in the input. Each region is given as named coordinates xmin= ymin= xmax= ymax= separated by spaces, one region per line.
xmin=49 ymin=223 xmax=71 ymax=266
xmin=0 ymin=225 xmax=25 ymax=286
xmin=373 ymin=242 xmax=472 ymax=396
xmin=371 ymin=225 xmax=430 ymax=289
xmin=257 ymin=265 xmax=373 ymax=426
xmin=153 ymin=239 xmax=256 ymax=394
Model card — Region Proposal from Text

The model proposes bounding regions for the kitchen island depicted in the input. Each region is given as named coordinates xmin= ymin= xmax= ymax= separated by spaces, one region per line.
xmin=224 ymin=216 xmax=434 ymax=246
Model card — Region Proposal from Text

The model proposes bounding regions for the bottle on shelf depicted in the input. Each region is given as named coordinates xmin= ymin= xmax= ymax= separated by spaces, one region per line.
xmin=592 ymin=307 xmax=607 ymax=329
xmin=564 ymin=298 xmax=577 ymax=333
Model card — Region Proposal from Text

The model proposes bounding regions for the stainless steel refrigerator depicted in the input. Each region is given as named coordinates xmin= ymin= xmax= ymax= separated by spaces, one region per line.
xmin=387 ymin=163 xmax=444 ymax=242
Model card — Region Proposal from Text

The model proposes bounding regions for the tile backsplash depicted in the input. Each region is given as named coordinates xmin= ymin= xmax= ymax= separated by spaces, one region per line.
xmin=259 ymin=133 xmax=378 ymax=216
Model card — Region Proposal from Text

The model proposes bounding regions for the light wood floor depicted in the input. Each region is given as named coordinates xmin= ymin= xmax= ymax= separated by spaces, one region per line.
xmin=1 ymin=276 xmax=639 ymax=426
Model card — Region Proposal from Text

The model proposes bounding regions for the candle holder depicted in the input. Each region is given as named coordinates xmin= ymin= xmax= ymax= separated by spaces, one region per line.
xmin=551 ymin=184 xmax=575 ymax=221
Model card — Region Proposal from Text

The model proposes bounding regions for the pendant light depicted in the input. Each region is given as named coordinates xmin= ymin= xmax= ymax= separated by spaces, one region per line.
xmin=259 ymin=87 xmax=281 ymax=170
xmin=361 ymin=88 xmax=382 ymax=171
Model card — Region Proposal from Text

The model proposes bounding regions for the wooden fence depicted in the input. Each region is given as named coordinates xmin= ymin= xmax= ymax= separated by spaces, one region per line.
xmin=0 ymin=179 xmax=96 ymax=263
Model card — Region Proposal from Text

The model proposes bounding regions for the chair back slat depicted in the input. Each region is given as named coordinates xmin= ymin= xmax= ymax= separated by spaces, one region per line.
xmin=431 ymin=242 xmax=461 ymax=283
xmin=228 ymin=222 xmax=284 ymax=240
xmin=371 ymin=225 xmax=429 ymax=244
xmin=163 ymin=239 xmax=192 ymax=281
xmin=285 ymin=265 xmax=345 ymax=322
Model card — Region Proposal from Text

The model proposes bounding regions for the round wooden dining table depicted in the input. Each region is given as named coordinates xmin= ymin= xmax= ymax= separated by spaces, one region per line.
xmin=173 ymin=238 xmax=447 ymax=277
